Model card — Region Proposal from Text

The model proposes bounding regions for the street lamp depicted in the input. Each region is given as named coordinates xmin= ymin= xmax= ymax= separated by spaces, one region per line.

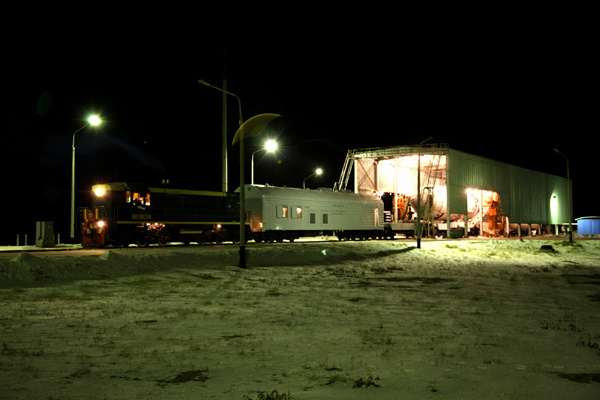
xmin=303 ymin=168 xmax=322 ymax=189
xmin=198 ymin=79 xmax=247 ymax=267
xmin=554 ymin=148 xmax=573 ymax=242
xmin=71 ymin=115 xmax=101 ymax=243
xmin=416 ymin=136 xmax=432 ymax=249
xmin=251 ymin=140 xmax=277 ymax=185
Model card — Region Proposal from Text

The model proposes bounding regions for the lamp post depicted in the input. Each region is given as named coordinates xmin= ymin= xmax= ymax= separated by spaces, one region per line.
xmin=71 ymin=115 xmax=101 ymax=243
xmin=554 ymin=148 xmax=573 ymax=242
xmin=416 ymin=136 xmax=432 ymax=249
xmin=198 ymin=79 xmax=247 ymax=267
xmin=251 ymin=140 xmax=277 ymax=185
xmin=303 ymin=168 xmax=322 ymax=189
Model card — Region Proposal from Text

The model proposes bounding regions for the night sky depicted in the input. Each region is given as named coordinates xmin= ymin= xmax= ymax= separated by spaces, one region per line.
xmin=4 ymin=13 xmax=595 ymax=243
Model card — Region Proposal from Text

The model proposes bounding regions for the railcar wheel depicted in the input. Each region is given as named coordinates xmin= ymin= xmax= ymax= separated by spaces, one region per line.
xmin=158 ymin=235 xmax=169 ymax=247
xmin=136 ymin=235 xmax=149 ymax=248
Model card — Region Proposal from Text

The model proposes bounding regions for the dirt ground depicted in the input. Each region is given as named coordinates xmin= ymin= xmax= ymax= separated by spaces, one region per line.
xmin=0 ymin=239 xmax=599 ymax=399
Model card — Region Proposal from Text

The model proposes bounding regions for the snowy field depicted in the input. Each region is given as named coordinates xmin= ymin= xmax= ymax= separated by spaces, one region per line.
xmin=0 ymin=238 xmax=599 ymax=399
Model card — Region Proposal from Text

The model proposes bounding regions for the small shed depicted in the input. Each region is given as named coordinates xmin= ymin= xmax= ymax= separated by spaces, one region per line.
xmin=575 ymin=217 xmax=600 ymax=235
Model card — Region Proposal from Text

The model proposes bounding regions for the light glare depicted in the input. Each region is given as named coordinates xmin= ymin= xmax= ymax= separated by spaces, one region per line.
xmin=265 ymin=140 xmax=277 ymax=152
xmin=88 ymin=115 xmax=101 ymax=126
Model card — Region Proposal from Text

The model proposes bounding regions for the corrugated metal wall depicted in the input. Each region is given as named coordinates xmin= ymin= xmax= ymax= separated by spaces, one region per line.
xmin=448 ymin=149 xmax=570 ymax=224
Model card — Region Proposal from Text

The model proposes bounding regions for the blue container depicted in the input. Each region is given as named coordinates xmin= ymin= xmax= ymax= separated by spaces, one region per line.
xmin=576 ymin=217 xmax=600 ymax=235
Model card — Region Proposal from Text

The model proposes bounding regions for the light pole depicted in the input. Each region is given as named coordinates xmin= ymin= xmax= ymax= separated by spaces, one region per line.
xmin=251 ymin=140 xmax=277 ymax=185
xmin=303 ymin=168 xmax=322 ymax=189
xmin=554 ymin=148 xmax=573 ymax=242
xmin=416 ymin=136 xmax=432 ymax=249
xmin=198 ymin=79 xmax=247 ymax=267
xmin=71 ymin=115 xmax=101 ymax=243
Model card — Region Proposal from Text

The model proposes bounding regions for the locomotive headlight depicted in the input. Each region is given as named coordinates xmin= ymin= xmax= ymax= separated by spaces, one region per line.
xmin=97 ymin=221 xmax=105 ymax=228
xmin=94 ymin=188 xmax=106 ymax=197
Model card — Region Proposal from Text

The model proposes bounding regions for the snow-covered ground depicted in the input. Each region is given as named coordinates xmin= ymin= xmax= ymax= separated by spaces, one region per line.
xmin=0 ymin=238 xmax=599 ymax=399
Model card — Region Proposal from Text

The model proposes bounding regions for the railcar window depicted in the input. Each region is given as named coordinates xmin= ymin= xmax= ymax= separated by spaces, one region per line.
xmin=375 ymin=208 xmax=379 ymax=226
xmin=323 ymin=214 xmax=329 ymax=224
xmin=296 ymin=207 xmax=302 ymax=218
xmin=132 ymin=192 xmax=150 ymax=206
xmin=310 ymin=213 xmax=316 ymax=224
xmin=277 ymin=205 xmax=289 ymax=218
xmin=126 ymin=191 xmax=131 ymax=203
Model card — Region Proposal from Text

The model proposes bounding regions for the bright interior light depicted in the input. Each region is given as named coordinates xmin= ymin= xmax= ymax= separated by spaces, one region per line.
xmin=265 ymin=140 xmax=277 ymax=152
xmin=94 ymin=188 xmax=105 ymax=197
xmin=88 ymin=115 xmax=101 ymax=126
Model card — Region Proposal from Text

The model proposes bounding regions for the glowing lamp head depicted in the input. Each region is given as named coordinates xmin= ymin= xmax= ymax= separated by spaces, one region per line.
xmin=94 ymin=188 xmax=106 ymax=197
xmin=88 ymin=115 xmax=101 ymax=126
xmin=265 ymin=140 xmax=277 ymax=152
xmin=316 ymin=168 xmax=323 ymax=175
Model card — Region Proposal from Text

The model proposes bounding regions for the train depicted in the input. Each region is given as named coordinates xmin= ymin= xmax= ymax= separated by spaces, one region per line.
xmin=79 ymin=182 xmax=242 ymax=247
xmin=78 ymin=182 xmax=424 ymax=247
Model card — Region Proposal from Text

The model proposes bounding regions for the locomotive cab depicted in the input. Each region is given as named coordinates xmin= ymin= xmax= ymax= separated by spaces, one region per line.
xmin=86 ymin=182 xmax=152 ymax=246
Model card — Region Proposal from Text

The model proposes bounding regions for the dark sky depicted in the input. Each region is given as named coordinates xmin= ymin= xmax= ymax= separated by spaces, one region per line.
xmin=4 ymin=12 xmax=596 ymax=241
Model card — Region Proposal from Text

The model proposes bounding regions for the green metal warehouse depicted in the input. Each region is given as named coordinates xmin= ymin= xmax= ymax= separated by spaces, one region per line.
xmin=334 ymin=144 xmax=572 ymax=238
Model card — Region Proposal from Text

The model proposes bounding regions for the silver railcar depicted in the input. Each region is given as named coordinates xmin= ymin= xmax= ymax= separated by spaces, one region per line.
xmin=242 ymin=185 xmax=384 ymax=243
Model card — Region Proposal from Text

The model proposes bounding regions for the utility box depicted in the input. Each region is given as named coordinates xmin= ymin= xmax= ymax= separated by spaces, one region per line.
xmin=450 ymin=228 xmax=464 ymax=238
xmin=36 ymin=221 xmax=55 ymax=248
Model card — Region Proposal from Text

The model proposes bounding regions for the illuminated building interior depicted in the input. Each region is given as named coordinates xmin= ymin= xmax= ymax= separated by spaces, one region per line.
xmin=350 ymin=146 xmax=507 ymax=237
xmin=336 ymin=144 xmax=571 ymax=238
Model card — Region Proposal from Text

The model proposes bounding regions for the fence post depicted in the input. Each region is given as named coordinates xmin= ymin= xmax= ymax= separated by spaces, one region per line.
xmin=16 ymin=234 xmax=19 ymax=246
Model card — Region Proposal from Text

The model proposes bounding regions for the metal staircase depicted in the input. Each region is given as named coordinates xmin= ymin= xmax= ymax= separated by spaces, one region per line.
xmin=333 ymin=149 xmax=356 ymax=192
xmin=420 ymin=144 xmax=444 ymax=237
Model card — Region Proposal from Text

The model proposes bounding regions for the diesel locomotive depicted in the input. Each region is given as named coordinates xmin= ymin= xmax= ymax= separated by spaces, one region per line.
xmin=78 ymin=182 xmax=244 ymax=247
